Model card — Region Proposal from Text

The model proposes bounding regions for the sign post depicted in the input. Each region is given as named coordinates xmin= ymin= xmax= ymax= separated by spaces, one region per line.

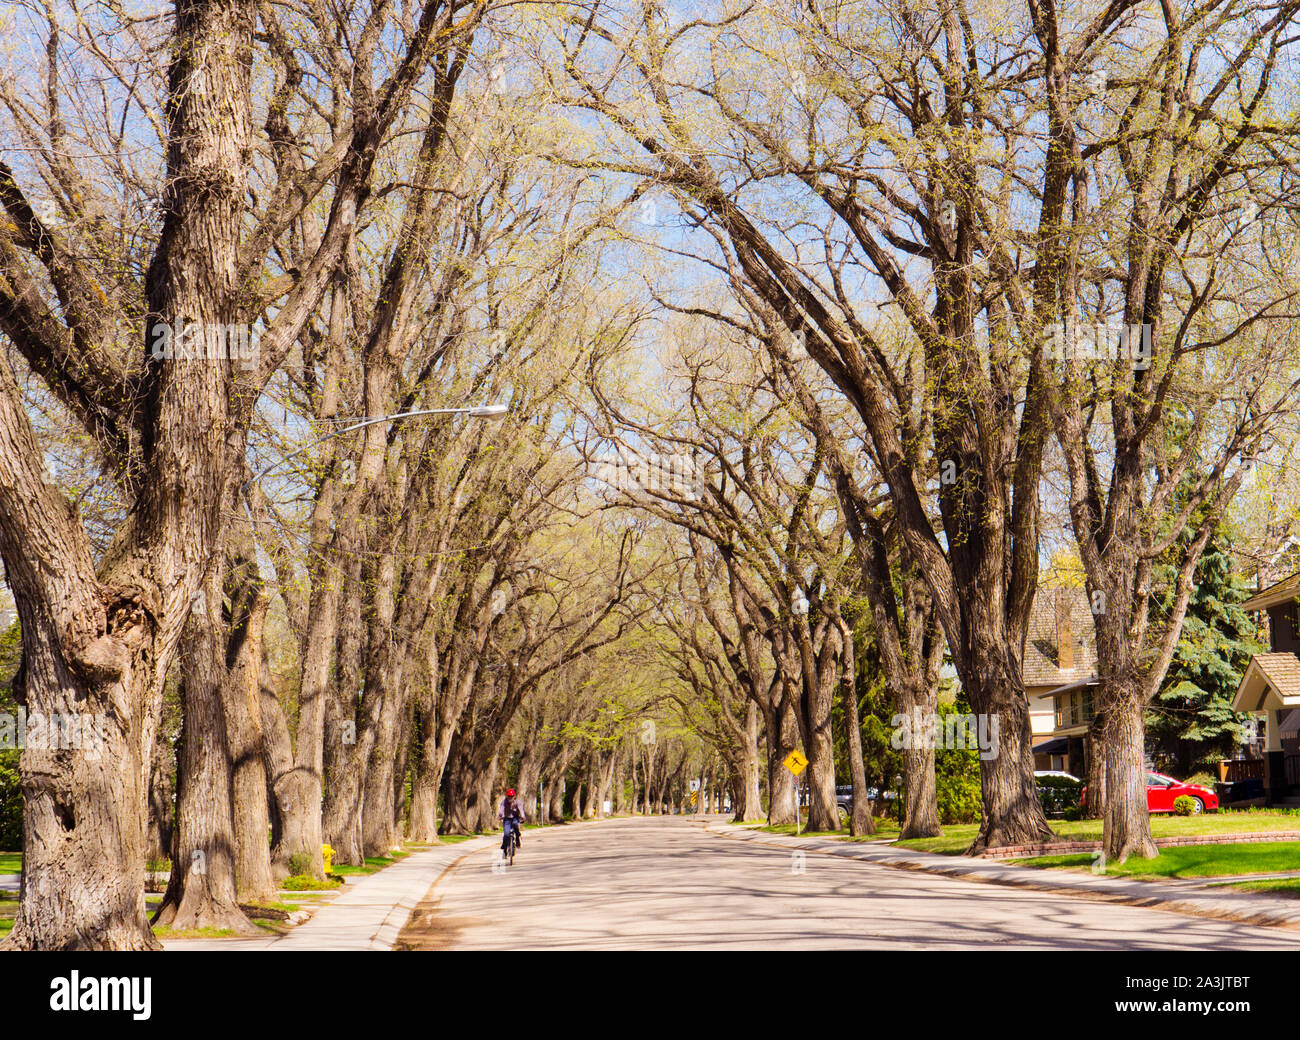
xmin=783 ymin=750 xmax=809 ymax=835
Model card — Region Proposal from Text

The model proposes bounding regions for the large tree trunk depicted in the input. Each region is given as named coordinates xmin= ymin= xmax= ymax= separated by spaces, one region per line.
xmin=517 ymin=734 xmax=542 ymax=822
xmin=407 ymin=671 xmax=461 ymax=841
xmin=1084 ymin=714 xmax=1106 ymax=820
xmin=361 ymin=691 xmax=404 ymax=855
xmin=407 ymin=701 xmax=441 ymax=840
xmin=322 ymin=722 xmax=369 ymax=867
xmin=259 ymin=657 xmax=296 ymax=878
xmin=221 ymin=553 xmax=277 ymax=903
xmin=795 ymin=633 xmax=841 ymax=832
xmin=440 ymin=728 xmax=480 ymax=835
xmin=549 ymin=776 xmax=566 ymax=822
xmin=571 ymin=776 xmax=585 ymax=820
xmin=839 ymin=630 xmax=876 ymax=837
xmin=282 ymin=564 xmax=334 ymax=877
xmin=583 ymin=755 xmax=599 ymax=819
xmin=1 ymin=585 xmax=159 ymax=949
xmin=147 ymin=715 xmax=177 ymax=863
xmin=899 ymin=682 xmax=940 ymax=839
xmin=154 ymin=565 xmax=256 ymax=934
xmin=470 ymin=753 xmax=501 ymax=833
xmin=601 ymin=751 xmax=618 ymax=817
xmin=765 ymin=700 xmax=799 ymax=826
xmin=590 ymin=755 xmax=606 ymax=818
xmin=538 ymin=778 xmax=554 ymax=824
xmin=613 ymin=750 xmax=627 ymax=814
xmin=0 ymin=0 xmax=256 ymax=950
xmin=735 ymin=702 xmax=763 ymax=821
xmin=959 ymin=640 xmax=1054 ymax=853
xmin=361 ymin=550 xmax=406 ymax=856
xmin=1102 ymin=690 xmax=1157 ymax=863
xmin=323 ymin=549 xmax=365 ymax=863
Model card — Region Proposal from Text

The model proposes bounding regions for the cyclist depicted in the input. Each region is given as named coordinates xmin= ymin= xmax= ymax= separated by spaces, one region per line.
xmin=499 ymin=788 xmax=524 ymax=854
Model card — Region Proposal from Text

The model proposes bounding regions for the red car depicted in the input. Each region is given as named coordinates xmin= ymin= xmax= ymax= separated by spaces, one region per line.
xmin=1081 ymin=772 xmax=1219 ymax=814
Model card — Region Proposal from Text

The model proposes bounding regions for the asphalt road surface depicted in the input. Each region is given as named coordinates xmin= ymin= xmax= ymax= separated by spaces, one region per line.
xmin=398 ymin=817 xmax=1300 ymax=950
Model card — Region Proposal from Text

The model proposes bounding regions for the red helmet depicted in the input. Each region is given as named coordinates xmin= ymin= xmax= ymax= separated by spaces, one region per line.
xmin=506 ymin=789 xmax=516 ymax=797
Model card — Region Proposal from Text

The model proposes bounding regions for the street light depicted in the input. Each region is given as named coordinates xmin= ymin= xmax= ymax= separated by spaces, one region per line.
xmin=241 ymin=403 xmax=508 ymax=492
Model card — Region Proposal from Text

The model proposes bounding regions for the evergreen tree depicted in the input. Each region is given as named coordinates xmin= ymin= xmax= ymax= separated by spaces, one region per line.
xmin=1146 ymin=532 xmax=1263 ymax=776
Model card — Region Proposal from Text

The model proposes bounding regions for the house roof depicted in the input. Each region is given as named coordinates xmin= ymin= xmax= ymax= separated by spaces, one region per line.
xmin=1233 ymin=652 xmax=1300 ymax=713
xmin=1023 ymin=587 xmax=1097 ymax=690
xmin=1243 ymin=571 xmax=1300 ymax=612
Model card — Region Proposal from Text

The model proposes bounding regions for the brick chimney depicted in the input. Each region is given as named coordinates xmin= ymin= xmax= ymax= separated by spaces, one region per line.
xmin=1055 ymin=592 xmax=1075 ymax=671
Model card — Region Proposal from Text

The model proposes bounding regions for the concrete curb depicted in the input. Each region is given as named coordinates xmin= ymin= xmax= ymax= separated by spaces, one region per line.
xmin=699 ymin=821 xmax=1300 ymax=931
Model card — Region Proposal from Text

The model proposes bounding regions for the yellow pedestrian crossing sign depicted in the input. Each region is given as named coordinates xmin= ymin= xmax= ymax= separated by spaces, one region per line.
xmin=783 ymin=750 xmax=808 ymax=776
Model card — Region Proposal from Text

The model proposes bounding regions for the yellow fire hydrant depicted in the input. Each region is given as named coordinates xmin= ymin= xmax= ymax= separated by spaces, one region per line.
xmin=321 ymin=843 xmax=335 ymax=877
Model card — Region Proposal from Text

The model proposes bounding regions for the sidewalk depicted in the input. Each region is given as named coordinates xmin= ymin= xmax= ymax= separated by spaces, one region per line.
xmin=699 ymin=820 xmax=1300 ymax=930
xmin=164 ymin=835 xmax=499 ymax=951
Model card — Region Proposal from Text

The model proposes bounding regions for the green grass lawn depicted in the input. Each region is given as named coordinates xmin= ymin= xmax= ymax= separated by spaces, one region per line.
xmin=758 ymin=820 xmax=902 ymax=842
xmin=1007 ymin=841 xmax=1300 ymax=878
xmin=0 ymin=852 xmax=20 ymax=874
xmin=153 ymin=926 xmax=239 ymax=939
xmin=280 ymin=891 xmax=331 ymax=903
xmin=242 ymin=900 xmax=300 ymax=914
xmin=330 ymin=856 xmax=401 ymax=877
xmin=894 ymin=810 xmax=1300 ymax=855
xmin=0 ymin=868 xmax=323 ymax=941
xmin=1228 ymin=878 xmax=1300 ymax=898
xmin=330 ymin=843 xmax=422 ymax=876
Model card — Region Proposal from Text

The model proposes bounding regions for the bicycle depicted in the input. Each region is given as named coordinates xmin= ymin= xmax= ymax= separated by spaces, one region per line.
xmin=501 ymin=819 xmax=521 ymax=866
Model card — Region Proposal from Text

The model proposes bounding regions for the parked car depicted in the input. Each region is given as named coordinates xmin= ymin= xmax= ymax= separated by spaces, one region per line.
xmin=1081 ymin=771 xmax=1218 ymax=814
xmin=834 ymin=784 xmax=897 ymax=822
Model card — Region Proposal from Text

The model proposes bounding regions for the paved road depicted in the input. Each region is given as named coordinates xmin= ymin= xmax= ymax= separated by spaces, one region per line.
xmin=401 ymin=817 xmax=1300 ymax=950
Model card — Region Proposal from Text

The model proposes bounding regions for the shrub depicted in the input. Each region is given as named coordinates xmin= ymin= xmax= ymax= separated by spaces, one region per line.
xmin=282 ymin=874 xmax=342 ymax=891
xmin=935 ymin=749 xmax=982 ymax=824
xmin=1172 ymin=795 xmax=1197 ymax=816
xmin=288 ymin=852 xmax=316 ymax=877
xmin=931 ymin=699 xmax=984 ymax=824
xmin=1035 ymin=774 xmax=1083 ymax=817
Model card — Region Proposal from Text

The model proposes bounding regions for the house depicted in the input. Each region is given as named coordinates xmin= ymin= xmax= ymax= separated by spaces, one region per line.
xmin=1025 ymin=587 xmax=1099 ymax=776
xmin=1232 ymin=571 xmax=1300 ymax=805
